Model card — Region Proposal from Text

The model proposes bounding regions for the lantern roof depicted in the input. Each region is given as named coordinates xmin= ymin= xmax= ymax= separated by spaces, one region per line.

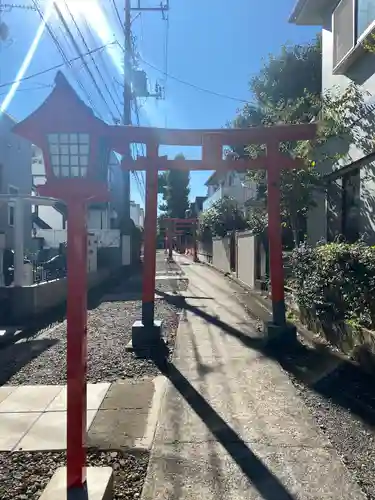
xmin=13 ymin=71 xmax=108 ymax=147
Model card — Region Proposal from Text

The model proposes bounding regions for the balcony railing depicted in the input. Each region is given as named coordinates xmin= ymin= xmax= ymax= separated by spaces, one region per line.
xmin=203 ymin=184 xmax=257 ymax=211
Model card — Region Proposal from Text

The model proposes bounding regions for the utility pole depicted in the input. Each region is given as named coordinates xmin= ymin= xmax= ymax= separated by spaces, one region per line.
xmin=121 ymin=0 xmax=132 ymax=231
xmin=123 ymin=0 xmax=132 ymax=127
xmin=121 ymin=0 xmax=169 ymax=233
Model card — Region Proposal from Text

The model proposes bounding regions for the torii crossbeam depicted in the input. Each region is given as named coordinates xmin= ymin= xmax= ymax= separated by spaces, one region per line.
xmin=114 ymin=123 xmax=316 ymax=347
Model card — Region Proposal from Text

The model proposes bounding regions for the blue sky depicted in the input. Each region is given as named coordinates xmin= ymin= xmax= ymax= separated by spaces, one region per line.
xmin=0 ymin=0 xmax=318 ymax=208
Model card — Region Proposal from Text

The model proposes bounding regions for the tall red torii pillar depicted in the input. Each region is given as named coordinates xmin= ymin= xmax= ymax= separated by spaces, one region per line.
xmin=108 ymin=123 xmax=316 ymax=346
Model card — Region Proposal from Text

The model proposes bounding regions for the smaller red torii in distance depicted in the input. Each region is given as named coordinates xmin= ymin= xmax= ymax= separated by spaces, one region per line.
xmin=117 ymin=123 xmax=316 ymax=344
xmin=162 ymin=218 xmax=198 ymax=261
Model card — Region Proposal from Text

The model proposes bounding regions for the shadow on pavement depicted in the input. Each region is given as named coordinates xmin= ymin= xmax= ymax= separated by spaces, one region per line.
xmin=156 ymin=289 xmax=264 ymax=350
xmin=158 ymin=289 xmax=375 ymax=430
xmin=153 ymin=356 xmax=295 ymax=500
xmin=0 ymin=338 xmax=58 ymax=386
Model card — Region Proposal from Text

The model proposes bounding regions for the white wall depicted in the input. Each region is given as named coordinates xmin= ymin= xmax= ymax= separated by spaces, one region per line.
xmin=130 ymin=202 xmax=144 ymax=227
xmin=317 ymin=13 xmax=375 ymax=243
xmin=203 ymin=171 xmax=256 ymax=211
xmin=212 ymin=237 xmax=231 ymax=273
xmin=87 ymin=209 xmax=110 ymax=230
xmin=35 ymin=229 xmax=121 ymax=248
xmin=0 ymin=113 xmax=32 ymax=249
xmin=236 ymin=231 xmax=257 ymax=288
xmin=38 ymin=205 xmax=63 ymax=229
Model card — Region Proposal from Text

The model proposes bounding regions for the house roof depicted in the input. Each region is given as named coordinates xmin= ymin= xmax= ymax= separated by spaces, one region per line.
xmin=0 ymin=111 xmax=18 ymax=124
xmin=289 ymin=0 xmax=339 ymax=25
xmin=204 ymin=171 xmax=226 ymax=186
xmin=324 ymin=151 xmax=375 ymax=182
xmin=32 ymin=212 xmax=52 ymax=230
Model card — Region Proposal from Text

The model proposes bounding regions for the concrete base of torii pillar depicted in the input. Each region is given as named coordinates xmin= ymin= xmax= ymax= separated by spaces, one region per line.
xmin=263 ymin=321 xmax=297 ymax=349
xmin=39 ymin=467 xmax=113 ymax=500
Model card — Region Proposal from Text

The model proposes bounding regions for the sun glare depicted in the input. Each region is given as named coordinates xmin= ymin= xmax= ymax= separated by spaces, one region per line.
xmin=2 ymin=0 xmax=164 ymax=126
xmin=59 ymin=0 xmax=124 ymax=74
xmin=0 ymin=1 xmax=54 ymax=112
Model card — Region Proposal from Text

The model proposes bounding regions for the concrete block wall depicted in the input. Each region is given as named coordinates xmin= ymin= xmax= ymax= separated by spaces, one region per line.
xmin=197 ymin=240 xmax=213 ymax=264
xmin=236 ymin=231 xmax=257 ymax=288
xmin=212 ymin=236 xmax=231 ymax=274
xmin=9 ymin=269 xmax=111 ymax=323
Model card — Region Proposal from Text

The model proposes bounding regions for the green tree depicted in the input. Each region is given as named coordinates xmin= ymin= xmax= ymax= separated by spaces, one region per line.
xmin=199 ymin=197 xmax=248 ymax=238
xmin=233 ymin=37 xmax=372 ymax=246
xmin=158 ymin=154 xmax=190 ymax=218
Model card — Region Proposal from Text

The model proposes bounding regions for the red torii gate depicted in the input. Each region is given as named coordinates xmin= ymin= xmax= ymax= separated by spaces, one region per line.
xmin=11 ymin=73 xmax=316 ymax=493
xmin=107 ymin=122 xmax=316 ymax=345
xmin=163 ymin=217 xmax=198 ymax=260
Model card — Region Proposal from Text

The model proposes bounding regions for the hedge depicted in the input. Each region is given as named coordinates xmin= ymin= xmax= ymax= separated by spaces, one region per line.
xmin=290 ymin=241 xmax=375 ymax=329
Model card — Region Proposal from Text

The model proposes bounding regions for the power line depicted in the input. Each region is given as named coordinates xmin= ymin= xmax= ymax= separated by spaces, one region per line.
xmin=138 ymin=55 xmax=250 ymax=103
xmin=81 ymin=16 xmax=123 ymax=108
xmin=0 ymin=83 xmax=52 ymax=96
xmin=61 ymin=0 xmax=122 ymax=121
xmin=30 ymin=0 xmax=100 ymax=116
xmin=0 ymin=43 xmax=115 ymax=89
xmin=111 ymin=0 xmax=124 ymax=34
xmin=53 ymin=1 xmax=117 ymax=122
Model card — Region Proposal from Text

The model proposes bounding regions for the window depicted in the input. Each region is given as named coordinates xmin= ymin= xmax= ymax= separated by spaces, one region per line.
xmin=8 ymin=185 xmax=18 ymax=227
xmin=357 ymin=0 xmax=375 ymax=38
xmin=333 ymin=0 xmax=355 ymax=69
xmin=342 ymin=169 xmax=360 ymax=242
xmin=47 ymin=133 xmax=90 ymax=178
xmin=333 ymin=0 xmax=375 ymax=71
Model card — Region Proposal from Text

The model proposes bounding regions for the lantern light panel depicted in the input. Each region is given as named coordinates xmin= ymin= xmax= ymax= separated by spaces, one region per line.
xmin=47 ymin=133 xmax=90 ymax=178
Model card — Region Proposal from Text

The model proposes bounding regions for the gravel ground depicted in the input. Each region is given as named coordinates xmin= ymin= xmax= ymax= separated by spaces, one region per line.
xmin=0 ymin=253 xmax=184 ymax=385
xmin=291 ymin=364 xmax=375 ymax=500
xmin=229 ymin=275 xmax=375 ymax=500
xmin=0 ymin=449 xmax=148 ymax=500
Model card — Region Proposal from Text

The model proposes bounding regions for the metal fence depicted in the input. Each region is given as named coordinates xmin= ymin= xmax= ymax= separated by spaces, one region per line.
xmin=27 ymin=250 xmax=67 ymax=284
xmin=31 ymin=260 xmax=67 ymax=284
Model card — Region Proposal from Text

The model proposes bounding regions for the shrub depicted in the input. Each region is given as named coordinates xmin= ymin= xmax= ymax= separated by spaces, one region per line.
xmin=290 ymin=241 xmax=375 ymax=328
xmin=199 ymin=196 xmax=248 ymax=238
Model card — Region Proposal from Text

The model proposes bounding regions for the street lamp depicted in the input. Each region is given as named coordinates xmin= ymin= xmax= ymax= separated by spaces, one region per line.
xmin=13 ymin=71 xmax=110 ymax=493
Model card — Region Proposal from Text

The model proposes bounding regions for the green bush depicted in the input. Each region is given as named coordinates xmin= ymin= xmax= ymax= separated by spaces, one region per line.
xmin=290 ymin=241 xmax=375 ymax=328
xmin=199 ymin=196 xmax=248 ymax=238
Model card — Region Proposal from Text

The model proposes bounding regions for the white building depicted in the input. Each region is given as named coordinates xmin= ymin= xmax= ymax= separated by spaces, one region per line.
xmin=130 ymin=201 xmax=144 ymax=227
xmin=202 ymin=170 xmax=257 ymax=213
xmin=0 ymin=112 xmax=32 ymax=249
xmin=290 ymin=0 xmax=375 ymax=244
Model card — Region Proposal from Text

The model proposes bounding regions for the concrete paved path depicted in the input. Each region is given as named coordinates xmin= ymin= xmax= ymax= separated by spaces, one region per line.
xmin=0 ymin=383 xmax=110 ymax=451
xmin=142 ymin=255 xmax=365 ymax=500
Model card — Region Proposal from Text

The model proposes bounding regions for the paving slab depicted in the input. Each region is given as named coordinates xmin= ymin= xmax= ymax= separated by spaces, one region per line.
xmin=0 ymin=385 xmax=62 ymax=413
xmin=87 ymin=408 xmax=149 ymax=449
xmin=39 ymin=466 xmax=113 ymax=500
xmin=89 ymin=376 xmax=167 ymax=451
xmin=47 ymin=383 xmax=110 ymax=411
xmin=16 ymin=410 xmax=97 ymax=451
xmin=100 ymin=378 xmax=156 ymax=410
xmin=0 ymin=383 xmax=110 ymax=451
xmin=0 ymin=412 xmax=41 ymax=451
xmin=0 ymin=386 xmax=16 ymax=404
